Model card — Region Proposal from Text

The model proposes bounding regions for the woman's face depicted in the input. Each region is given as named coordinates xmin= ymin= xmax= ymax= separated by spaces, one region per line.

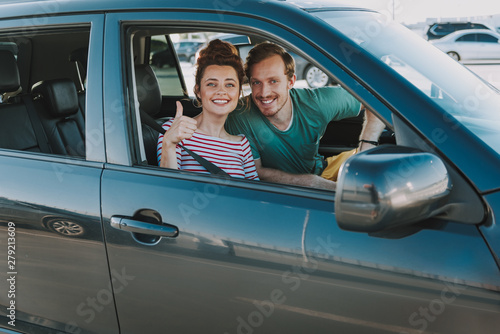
xmin=196 ymin=65 xmax=240 ymax=117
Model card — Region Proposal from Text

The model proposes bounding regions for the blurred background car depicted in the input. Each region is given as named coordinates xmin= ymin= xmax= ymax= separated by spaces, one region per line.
xmin=151 ymin=39 xmax=204 ymax=67
xmin=426 ymin=21 xmax=492 ymax=40
xmin=431 ymin=29 xmax=500 ymax=61
xmin=174 ymin=40 xmax=204 ymax=63
xmin=150 ymin=40 xmax=176 ymax=68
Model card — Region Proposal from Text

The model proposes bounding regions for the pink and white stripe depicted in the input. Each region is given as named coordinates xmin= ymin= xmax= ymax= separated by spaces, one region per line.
xmin=157 ymin=119 xmax=259 ymax=180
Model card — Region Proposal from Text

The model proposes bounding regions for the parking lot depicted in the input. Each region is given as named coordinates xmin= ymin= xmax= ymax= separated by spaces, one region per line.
xmin=467 ymin=64 xmax=500 ymax=88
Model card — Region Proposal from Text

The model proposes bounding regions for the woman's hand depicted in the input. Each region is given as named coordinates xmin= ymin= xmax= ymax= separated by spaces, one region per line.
xmin=160 ymin=101 xmax=197 ymax=168
xmin=162 ymin=101 xmax=197 ymax=147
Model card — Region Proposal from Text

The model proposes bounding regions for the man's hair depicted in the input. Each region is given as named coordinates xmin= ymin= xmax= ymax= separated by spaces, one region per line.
xmin=245 ymin=42 xmax=295 ymax=80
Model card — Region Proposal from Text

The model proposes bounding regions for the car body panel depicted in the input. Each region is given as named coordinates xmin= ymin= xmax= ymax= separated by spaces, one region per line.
xmin=479 ymin=190 xmax=500 ymax=265
xmin=0 ymin=155 xmax=117 ymax=333
xmin=100 ymin=167 xmax=333 ymax=333
xmin=0 ymin=13 xmax=114 ymax=334
xmin=305 ymin=220 xmax=500 ymax=333
xmin=101 ymin=164 xmax=500 ymax=333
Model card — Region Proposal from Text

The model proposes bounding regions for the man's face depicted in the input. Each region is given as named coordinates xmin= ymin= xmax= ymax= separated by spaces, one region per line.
xmin=249 ymin=54 xmax=295 ymax=118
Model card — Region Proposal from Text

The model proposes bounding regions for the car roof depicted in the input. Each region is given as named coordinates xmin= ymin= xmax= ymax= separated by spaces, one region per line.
xmin=0 ymin=0 xmax=370 ymax=17
xmin=280 ymin=0 xmax=370 ymax=10
xmin=431 ymin=21 xmax=487 ymax=26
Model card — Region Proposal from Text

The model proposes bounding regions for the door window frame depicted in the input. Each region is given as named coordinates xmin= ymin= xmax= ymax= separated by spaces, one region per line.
xmin=0 ymin=14 xmax=105 ymax=165
xmin=104 ymin=11 xmax=392 ymax=200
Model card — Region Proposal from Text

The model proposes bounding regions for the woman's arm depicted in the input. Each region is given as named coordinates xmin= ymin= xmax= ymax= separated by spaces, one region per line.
xmin=159 ymin=101 xmax=197 ymax=168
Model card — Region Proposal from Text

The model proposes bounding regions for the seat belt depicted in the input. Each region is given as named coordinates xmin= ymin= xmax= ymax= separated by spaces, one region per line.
xmin=140 ymin=109 xmax=230 ymax=177
xmin=22 ymin=95 xmax=52 ymax=154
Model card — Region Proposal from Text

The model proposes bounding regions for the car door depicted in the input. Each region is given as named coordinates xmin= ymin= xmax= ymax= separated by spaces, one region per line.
xmin=0 ymin=14 xmax=119 ymax=334
xmin=454 ymin=33 xmax=480 ymax=59
xmin=100 ymin=8 xmax=500 ymax=334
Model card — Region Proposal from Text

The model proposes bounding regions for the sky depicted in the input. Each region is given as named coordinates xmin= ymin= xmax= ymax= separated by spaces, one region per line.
xmin=349 ymin=0 xmax=500 ymax=24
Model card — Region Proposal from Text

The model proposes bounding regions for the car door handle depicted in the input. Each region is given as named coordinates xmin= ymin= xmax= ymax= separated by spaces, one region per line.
xmin=110 ymin=216 xmax=178 ymax=237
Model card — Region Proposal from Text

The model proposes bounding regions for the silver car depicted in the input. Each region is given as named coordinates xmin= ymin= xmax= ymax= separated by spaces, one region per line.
xmin=431 ymin=29 xmax=500 ymax=61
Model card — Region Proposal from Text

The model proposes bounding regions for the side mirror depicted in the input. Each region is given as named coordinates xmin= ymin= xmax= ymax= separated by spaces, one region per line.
xmin=335 ymin=146 xmax=452 ymax=233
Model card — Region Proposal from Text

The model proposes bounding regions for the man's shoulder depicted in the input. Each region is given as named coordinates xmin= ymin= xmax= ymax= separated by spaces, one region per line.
xmin=290 ymin=85 xmax=360 ymax=121
xmin=291 ymin=86 xmax=346 ymax=99
xmin=291 ymin=86 xmax=357 ymax=110
xmin=289 ymin=87 xmax=331 ymax=110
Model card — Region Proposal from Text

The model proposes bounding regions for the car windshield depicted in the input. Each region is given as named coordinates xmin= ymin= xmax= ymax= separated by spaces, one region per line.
xmin=313 ymin=10 xmax=500 ymax=154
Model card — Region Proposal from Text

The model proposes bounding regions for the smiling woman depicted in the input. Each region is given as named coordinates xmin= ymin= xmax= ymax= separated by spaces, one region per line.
xmin=156 ymin=39 xmax=259 ymax=179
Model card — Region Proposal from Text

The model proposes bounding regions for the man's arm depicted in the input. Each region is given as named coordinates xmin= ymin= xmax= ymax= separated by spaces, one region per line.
xmin=254 ymin=159 xmax=336 ymax=191
xmin=358 ymin=108 xmax=386 ymax=151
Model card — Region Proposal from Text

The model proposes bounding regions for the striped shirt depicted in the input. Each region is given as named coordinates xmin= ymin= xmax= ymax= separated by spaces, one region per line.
xmin=157 ymin=119 xmax=259 ymax=180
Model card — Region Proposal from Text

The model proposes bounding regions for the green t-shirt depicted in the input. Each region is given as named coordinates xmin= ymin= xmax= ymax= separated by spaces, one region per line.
xmin=225 ymin=87 xmax=361 ymax=175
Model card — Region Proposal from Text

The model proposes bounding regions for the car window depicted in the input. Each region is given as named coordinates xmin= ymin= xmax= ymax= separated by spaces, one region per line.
xmin=429 ymin=22 xmax=489 ymax=38
xmin=149 ymin=34 xmax=185 ymax=96
xmin=314 ymin=10 xmax=500 ymax=155
xmin=432 ymin=24 xmax=453 ymax=33
xmin=478 ymin=33 xmax=499 ymax=43
xmin=123 ymin=25 xmax=367 ymax=187
xmin=471 ymin=23 xmax=488 ymax=29
xmin=0 ymin=27 xmax=89 ymax=159
xmin=456 ymin=33 xmax=477 ymax=42
xmin=149 ymin=31 xmax=336 ymax=99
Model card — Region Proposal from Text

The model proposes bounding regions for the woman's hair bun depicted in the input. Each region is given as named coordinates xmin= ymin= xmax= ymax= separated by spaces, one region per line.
xmin=197 ymin=39 xmax=239 ymax=63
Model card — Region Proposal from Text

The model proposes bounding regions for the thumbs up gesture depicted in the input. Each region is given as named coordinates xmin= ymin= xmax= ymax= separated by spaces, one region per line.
xmin=162 ymin=101 xmax=198 ymax=147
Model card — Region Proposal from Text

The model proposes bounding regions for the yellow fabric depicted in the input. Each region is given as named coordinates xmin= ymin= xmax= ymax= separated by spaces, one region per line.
xmin=320 ymin=149 xmax=357 ymax=181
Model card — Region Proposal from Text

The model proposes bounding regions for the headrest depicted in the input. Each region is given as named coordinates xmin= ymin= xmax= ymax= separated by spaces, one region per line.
xmin=32 ymin=79 xmax=79 ymax=117
xmin=135 ymin=64 xmax=161 ymax=117
xmin=0 ymin=50 xmax=21 ymax=93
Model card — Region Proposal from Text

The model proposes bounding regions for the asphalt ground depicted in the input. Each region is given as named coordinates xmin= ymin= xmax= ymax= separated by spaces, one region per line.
xmin=466 ymin=63 xmax=500 ymax=89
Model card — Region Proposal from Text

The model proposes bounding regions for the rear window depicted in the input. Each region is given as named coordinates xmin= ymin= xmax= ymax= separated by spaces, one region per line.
xmin=456 ymin=34 xmax=476 ymax=42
